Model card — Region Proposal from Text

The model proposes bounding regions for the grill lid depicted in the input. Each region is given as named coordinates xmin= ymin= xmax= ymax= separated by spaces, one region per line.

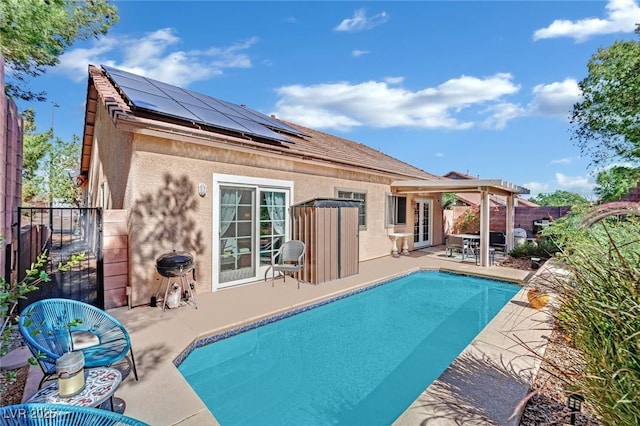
xmin=156 ymin=250 xmax=194 ymax=277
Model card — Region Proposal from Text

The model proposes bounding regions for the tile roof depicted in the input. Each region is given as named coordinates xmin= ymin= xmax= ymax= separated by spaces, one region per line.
xmin=83 ymin=65 xmax=437 ymax=181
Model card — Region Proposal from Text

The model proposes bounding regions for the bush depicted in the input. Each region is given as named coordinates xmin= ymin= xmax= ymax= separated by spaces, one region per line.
xmin=508 ymin=238 xmax=560 ymax=259
xmin=1 ymin=247 xmax=84 ymax=388
xmin=452 ymin=206 xmax=479 ymax=234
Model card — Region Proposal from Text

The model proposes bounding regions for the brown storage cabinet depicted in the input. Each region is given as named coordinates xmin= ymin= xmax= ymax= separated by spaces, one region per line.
xmin=291 ymin=198 xmax=360 ymax=284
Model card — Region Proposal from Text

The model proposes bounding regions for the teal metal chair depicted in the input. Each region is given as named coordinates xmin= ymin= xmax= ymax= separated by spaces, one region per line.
xmin=18 ymin=298 xmax=138 ymax=387
xmin=0 ymin=404 xmax=149 ymax=425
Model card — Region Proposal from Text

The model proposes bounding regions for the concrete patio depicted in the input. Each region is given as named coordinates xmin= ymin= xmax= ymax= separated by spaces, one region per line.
xmin=23 ymin=247 xmax=554 ymax=425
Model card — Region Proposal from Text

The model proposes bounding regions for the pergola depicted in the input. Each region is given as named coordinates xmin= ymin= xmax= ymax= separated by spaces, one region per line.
xmin=391 ymin=179 xmax=530 ymax=267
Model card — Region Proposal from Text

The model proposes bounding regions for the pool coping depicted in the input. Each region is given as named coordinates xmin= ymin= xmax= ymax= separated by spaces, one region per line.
xmin=173 ymin=268 xmax=523 ymax=368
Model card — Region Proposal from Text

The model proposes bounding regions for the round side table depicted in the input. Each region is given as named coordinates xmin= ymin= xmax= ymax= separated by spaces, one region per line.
xmin=26 ymin=367 xmax=124 ymax=413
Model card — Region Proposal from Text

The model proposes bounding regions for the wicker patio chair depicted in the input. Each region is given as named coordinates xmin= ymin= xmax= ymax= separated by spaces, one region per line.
xmin=18 ymin=298 xmax=138 ymax=387
xmin=0 ymin=403 xmax=148 ymax=425
xmin=264 ymin=240 xmax=306 ymax=289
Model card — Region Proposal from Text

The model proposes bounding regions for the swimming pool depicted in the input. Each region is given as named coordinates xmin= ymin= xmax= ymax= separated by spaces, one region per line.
xmin=178 ymin=271 xmax=519 ymax=425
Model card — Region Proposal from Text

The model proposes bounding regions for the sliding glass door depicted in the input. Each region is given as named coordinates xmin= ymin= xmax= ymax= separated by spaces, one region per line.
xmin=219 ymin=187 xmax=255 ymax=284
xmin=215 ymin=175 xmax=293 ymax=289
xmin=259 ymin=190 xmax=287 ymax=275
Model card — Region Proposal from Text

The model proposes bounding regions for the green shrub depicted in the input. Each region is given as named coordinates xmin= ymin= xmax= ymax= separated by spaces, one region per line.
xmin=1 ymin=247 xmax=84 ymax=388
xmin=508 ymin=238 xmax=559 ymax=259
xmin=452 ymin=206 xmax=480 ymax=234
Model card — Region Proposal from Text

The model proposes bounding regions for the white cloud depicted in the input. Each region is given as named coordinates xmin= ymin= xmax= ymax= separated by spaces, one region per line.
xmin=556 ymin=172 xmax=595 ymax=192
xmin=522 ymin=181 xmax=550 ymax=197
xmin=529 ymin=79 xmax=582 ymax=119
xmin=273 ymin=73 xmax=520 ymax=131
xmin=435 ymin=152 xmax=445 ymax=158
xmin=533 ymin=0 xmax=640 ymax=42
xmin=481 ymin=102 xmax=526 ymax=130
xmin=593 ymin=161 xmax=638 ymax=174
xmin=384 ymin=76 xmax=404 ymax=85
xmin=352 ymin=49 xmax=369 ymax=58
xmin=334 ymin=9 xmax=389 ymax=32
xmin=551 ymin=157 xmax=572 ymax=164
xmin=57 ymin=29 xmax=257 ymax=86
xmin=272 ymin=104 xmax=361 ymax=132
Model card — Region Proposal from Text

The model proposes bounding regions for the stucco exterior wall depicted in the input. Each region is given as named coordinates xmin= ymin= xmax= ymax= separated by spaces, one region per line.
xmin=89 ymin=102 xmax=444 ymax=306
xmin=125 ymin=134 xmax=422 ymax=305
xmin=86 ymin=104 xmax=132 ymax=209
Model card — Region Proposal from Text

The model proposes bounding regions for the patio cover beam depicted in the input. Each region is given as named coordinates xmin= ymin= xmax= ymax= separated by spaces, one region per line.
xmin=391 ymin=179 xmax=530 ymax=196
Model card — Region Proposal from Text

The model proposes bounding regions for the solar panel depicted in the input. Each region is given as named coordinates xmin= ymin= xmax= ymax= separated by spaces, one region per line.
xmin=180 ymin=102 xmax=289 ymax=142
xmin=101 ymin=65 xmax=302 ymax=144
xmin=232 ymin=117 xmax=293 ymax=143
xmin=214 ymin=98 xmax=307 ymax=137
xmin=121 ymin=87 xmax=201 ymax=122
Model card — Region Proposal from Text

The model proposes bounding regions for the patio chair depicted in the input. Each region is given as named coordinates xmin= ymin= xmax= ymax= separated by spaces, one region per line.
xmin=264 ymin=240 xmax=305 ymax=289
xmin=474 ymin=246 xmax=496 ymax=266
xmin=445 ymin=235 xmax=472 ymax=259
xmin=489 ymin=231 xmax=507 ymax=253
xmin=0 ymin=403 xmax=149 ymax=425
xmin=19 ymin=298 xmax=139 ymax=388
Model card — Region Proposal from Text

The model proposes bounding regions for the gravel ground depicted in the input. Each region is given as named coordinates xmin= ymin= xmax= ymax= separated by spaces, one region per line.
xmin=0 ymin=364 xmax=29 ymax=406
xmin=1 ymin=327 xmax=29 ymax=407
xmin=518 ymin=326 xmax=601 ymax=426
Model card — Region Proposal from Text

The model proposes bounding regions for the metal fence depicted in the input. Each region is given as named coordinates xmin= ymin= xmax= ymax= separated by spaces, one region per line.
xmin=17 ymin=207 xmax=103 ymax=309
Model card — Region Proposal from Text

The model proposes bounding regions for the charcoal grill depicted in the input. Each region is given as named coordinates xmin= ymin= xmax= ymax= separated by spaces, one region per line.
xmin=152 ymin=250 xmax=198 ymax=312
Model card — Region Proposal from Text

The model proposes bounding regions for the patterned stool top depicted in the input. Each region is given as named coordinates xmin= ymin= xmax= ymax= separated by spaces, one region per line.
xmin=27 ymin=367 xmax=122 ymax=408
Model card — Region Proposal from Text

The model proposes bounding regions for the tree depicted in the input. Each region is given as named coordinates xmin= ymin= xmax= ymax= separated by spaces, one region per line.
xmin=571 ymin=25 xmax=640 ymax=168
xmin=21 ymin=110 xmax=82 ymax=205
xmin=528 ymin=190 xmax=588 ymax=207
xmin=0 ymin=0 xmax=118 ymax=101
xmin=21 ymin=109 xmax=51 ymax=201
xmin=441 ymin=193 xmax=458 ymax=210
xmin=594 ymin=165 xmax=640 ymax=201
xmin=48 ymin=135 xmax=82 ymax=206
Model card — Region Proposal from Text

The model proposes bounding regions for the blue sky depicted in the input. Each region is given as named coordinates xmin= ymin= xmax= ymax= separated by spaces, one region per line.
xmin=17 ymin=0 xmax=640 ymax=200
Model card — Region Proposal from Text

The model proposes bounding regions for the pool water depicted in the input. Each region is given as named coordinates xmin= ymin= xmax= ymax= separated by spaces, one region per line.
xmin=178 ymin=271 xmax=519 ymax=425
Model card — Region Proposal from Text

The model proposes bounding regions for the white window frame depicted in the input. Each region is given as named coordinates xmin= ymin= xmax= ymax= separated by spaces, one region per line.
xmin=336 ymin=188 xmax=367 ymax=229
xmin=386 ymin=193 xmax=407 ymax=227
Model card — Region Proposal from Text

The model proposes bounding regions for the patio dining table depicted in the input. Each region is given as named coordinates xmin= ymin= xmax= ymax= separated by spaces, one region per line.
xmin=451 ymin=233 xmax=480 ymax=248
xmin=451 ymin=234 xmax=497 ymax=265
xmin=451 ymin=233 xmax=480 ymax=243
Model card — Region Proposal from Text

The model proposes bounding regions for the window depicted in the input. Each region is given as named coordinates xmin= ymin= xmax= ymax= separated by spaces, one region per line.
xmin=386 ymin=194 xmax=407 ymax=226
xmin=337 ymin=189 xmax=366 ymax=228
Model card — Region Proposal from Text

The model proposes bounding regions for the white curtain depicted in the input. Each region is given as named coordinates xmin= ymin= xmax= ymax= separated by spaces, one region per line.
xmin=264 ymin=191 xmax=285 ymax=236
xmin=220 ymin=190 xmax=239 ymax=251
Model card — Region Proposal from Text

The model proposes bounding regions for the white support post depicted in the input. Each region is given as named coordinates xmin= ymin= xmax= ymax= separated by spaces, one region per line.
xmin=479 ymin=188 xmax=490 ymax=267
xmin=506 ymin=195 xmax=515 ymax=252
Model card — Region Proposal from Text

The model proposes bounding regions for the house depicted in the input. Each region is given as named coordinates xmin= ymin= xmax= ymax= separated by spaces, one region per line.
xmin=80 ymin=65 xmax=528 ymax=308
